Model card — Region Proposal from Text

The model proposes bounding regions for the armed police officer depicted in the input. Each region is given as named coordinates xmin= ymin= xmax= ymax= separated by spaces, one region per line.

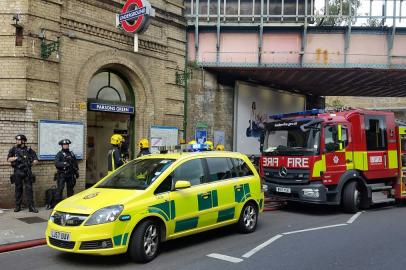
xmin=54 ymin=139 xmax=79 ymax=205
xmin=108 ymin=134 xmax=125 ymax=173
xmin=7 ymin=134 xmax=39 ymax=213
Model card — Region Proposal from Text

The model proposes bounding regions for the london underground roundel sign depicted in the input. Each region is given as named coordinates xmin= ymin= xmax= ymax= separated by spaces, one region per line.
xmin=119 ymin=0 xmax=154 ymax=33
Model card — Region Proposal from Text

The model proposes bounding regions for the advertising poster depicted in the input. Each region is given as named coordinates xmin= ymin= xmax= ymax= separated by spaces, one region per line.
xmin=214 ymin=130 xmax=225 ymax=147
xmin=195 ymin=129 xmax=207 ymax=144
xmin=233 ymin=81 xmax=305 ymax=156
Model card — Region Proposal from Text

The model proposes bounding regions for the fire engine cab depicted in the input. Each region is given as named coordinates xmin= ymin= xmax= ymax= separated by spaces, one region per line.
xmin=260 ymin=109 xmax=406 ymax=213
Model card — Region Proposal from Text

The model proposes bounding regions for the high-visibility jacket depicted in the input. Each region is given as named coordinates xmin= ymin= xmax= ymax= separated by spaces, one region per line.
xmin=107 ymin=146 xmax=124 ymax=173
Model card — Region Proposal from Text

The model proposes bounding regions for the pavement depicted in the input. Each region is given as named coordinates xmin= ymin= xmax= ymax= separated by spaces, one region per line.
xmin=0 ymin=207 xmax=51 ymax=247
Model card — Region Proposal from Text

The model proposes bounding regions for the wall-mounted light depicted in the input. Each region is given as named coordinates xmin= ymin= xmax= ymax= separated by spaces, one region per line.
xmin=39 ymin=29 xmax=60 ymax=60
xmin=11 ymin=13 xmax=21 ymax=27
xmin=11 ymin=13 xmax=23 ymax=46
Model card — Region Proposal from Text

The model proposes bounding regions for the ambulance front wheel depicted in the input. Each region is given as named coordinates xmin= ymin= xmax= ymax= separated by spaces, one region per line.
xmin=128 ymin=219 xmax=161 ymax=263
xmin=237 ymin=202 xmax=258 ymax=233
xmin=342 ymin=181 xmax=361 ymax=213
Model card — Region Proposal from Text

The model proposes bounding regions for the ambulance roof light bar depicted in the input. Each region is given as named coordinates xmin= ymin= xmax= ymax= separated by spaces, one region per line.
xmin=270 ymin=109 xmax=325 ymax=120
xmin=157 ymin=143 xmax=210 ymax=154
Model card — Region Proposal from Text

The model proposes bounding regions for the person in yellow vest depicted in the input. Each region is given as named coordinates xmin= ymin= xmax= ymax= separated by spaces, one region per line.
xmin=108 ymin=134 xmax=124 ymax=173
xmin=216 ymin=144 xmax=225 ymax=151
xmin=137 ymin=138 xmax=151 ymax=157
xmin=205 ymin=140 xmax=214 ymax=151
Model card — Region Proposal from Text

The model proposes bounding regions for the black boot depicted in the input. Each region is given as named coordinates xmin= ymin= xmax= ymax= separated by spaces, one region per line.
xmin=14 ymin=205 xmax=21 ymax=212
xmin=28 ymin=205 xmax=38 ymax=213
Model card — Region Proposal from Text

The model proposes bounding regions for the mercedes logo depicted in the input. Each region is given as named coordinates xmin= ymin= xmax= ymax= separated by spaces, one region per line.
xmin=279 ymin=166 xmax=288 ymax=177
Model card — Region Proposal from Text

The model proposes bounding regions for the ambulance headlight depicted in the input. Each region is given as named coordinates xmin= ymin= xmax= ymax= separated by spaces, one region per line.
xmin=302 ymin=189 xmax=320 ymax=198
xmin=85 ymin=205 xmax=123 ymax=226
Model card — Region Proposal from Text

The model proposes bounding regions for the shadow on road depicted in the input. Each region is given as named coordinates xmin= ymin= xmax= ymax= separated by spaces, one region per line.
xmin=278 ymin=202 xmax=343 ymax=216
xmin=55 ymin=225 xmax=238 ymax=267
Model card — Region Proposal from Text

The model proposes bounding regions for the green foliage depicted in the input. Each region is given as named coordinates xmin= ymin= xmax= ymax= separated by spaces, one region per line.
xmin=330 ymin=99 xmax=345 ymax=109
xmin=316 ymin=0 xmax=361 ymax=26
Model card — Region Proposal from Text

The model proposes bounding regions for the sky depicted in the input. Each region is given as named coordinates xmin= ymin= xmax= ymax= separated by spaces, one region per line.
xmin=314 ymin=0 xmax=406 ymax=26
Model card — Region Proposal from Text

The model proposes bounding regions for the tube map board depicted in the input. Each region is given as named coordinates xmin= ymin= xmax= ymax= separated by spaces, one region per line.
xmin=38 ymin=120 xmax=84 ymax=160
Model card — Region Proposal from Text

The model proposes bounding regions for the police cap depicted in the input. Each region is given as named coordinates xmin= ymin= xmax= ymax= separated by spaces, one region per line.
xmin=15 ymin=134 xmax=27 ymax=142
xmin=59 ymin=139 xmax=72 ymax=145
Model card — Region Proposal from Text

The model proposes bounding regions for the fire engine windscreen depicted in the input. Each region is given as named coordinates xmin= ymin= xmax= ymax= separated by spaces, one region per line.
xmin=263 ymin=119 xmax=321 ymax=156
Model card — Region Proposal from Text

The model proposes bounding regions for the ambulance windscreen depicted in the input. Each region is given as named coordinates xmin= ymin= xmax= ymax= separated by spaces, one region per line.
xmin=97 ymin=159 xmax=175 ymax=190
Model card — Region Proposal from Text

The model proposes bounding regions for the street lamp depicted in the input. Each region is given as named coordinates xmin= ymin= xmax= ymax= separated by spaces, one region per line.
xmin=39 ymin=29 xmax=60 ymax=60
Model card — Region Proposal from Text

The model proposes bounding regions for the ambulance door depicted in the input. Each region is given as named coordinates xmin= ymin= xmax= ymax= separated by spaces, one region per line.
xmin=203 ymin=157 xmax=236 ymax=225
xmin=168 ymin=158 xmax=215 ymax=236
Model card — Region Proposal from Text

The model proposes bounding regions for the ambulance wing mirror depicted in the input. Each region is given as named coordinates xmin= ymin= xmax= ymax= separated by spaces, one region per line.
xmin=175 ymin=180 xmax=191 ymax=190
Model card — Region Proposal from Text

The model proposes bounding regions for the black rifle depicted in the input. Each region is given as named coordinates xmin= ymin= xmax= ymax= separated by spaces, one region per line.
xmin=14 ymin=147 xmax=35 ymax=182
xmin=63 ymin=152 xmax=79 ymax=179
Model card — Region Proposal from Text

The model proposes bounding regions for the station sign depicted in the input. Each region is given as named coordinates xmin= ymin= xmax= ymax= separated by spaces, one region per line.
xmin=89 ymin=103 xmax=134 ymax=114
xmin=118 ymin=0 xmax=154 ymax=33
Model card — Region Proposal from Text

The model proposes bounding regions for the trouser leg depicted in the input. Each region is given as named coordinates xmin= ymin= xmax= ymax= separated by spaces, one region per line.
xmin=14 ymin=176 xmax=23 ymax=207
xmin=24 ymin=176 xmax=34 ymax=206
xmin=56 ymin=176 xmax=66 ymax=203
xmin=66 ymin=178 xmax=74 ymax=197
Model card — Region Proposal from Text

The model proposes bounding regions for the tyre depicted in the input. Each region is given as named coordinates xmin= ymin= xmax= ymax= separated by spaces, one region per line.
xmin=128 ymin=219 xmax=160 ymax=263
xmin=342 ymin=181 xmax=361 ymax=213
xmin=237 ymin=202 xmax=258 ymax=233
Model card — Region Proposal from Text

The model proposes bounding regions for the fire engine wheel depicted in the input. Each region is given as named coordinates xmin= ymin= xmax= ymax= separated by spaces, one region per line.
xmin=342 ymin=181 xmax=362 ymax=213
xmin=237 ymin=202 xmax=258 ymax=233
xmin=128 ymin=219 xmax=161 ymax=263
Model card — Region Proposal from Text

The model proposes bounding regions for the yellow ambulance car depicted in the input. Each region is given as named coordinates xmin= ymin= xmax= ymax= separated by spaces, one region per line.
xmin=46 ymin=151 xmax=265 ymax=263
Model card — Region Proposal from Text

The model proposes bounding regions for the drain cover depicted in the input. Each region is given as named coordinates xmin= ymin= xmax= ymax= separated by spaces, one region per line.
xmin=17 ymin=217 xmax=47 ymax=224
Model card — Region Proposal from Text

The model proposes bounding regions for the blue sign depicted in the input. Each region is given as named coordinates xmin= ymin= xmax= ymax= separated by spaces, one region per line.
xmin=89 ymin=103 xmax=134 ymax=114
xmin=119 ymin=7 xmax=147 ymax=23
xmin=195 ymin=129 xmax=207 ymax=144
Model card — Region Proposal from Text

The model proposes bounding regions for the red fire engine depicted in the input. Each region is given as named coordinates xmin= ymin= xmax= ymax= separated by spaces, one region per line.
xmin=260 ymin=109 xmax=406 ymax=213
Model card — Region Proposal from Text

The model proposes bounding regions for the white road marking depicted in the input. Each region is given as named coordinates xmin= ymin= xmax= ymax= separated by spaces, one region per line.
xmin=346 ymin=211 xmax=363 ymax=224
xmin=207 ymin=253 xmax=244 ymax=263
xmin=282 ymin=223 xmax=348 ymax=235
xmin=209 ymin=211 xmax=367 ymax=262
xmin=242 ymin=234 xmax=283 ymax=258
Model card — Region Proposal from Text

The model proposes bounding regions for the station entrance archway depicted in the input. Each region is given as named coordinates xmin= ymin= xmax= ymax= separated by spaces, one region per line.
xmin=86 ymin=70 xmax=135 ymax=187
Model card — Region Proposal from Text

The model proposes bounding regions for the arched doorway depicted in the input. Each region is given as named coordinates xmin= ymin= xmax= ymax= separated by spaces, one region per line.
xmin=86 ymin=70 xmax=135 ymax=187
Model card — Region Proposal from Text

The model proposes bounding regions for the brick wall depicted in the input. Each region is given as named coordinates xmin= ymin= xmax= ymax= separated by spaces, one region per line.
xmin=0 ymin=0 xmax=186 ymax=208
xmin=187 ymin=68 xmax=234 ymax=150
xmin=326 ymin=96 xmax=406 ymax=121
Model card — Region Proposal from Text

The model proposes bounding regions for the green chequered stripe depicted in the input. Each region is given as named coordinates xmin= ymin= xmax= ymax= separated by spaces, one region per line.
xmin=217 ymin=207 xmax=235 ymax=222
xmin=234 ymin=183 xmax=251 ymax=203
xmin=198 ymin=190 xmax=218 ymax=211
xmin=148 ymin=200 xmax=176 ymax=221
xmin=113 ymin=233 xmax=129 ymax=246
xmin=113 ymin=234 xmax=122 ymax=246
xmin=122 ymin=233 xmax=129 ymax=246
xmin=175 ymin=217 xmax=199 ymax=233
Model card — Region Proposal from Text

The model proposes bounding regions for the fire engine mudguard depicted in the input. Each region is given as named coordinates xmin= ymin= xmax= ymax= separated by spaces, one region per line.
xmin=335 ymin=170 xmax=369 ymax=205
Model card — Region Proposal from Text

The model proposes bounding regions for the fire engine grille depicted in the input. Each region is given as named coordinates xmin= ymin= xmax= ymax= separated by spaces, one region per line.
xmin=264 ymin=168 xmax=310 ymax=184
